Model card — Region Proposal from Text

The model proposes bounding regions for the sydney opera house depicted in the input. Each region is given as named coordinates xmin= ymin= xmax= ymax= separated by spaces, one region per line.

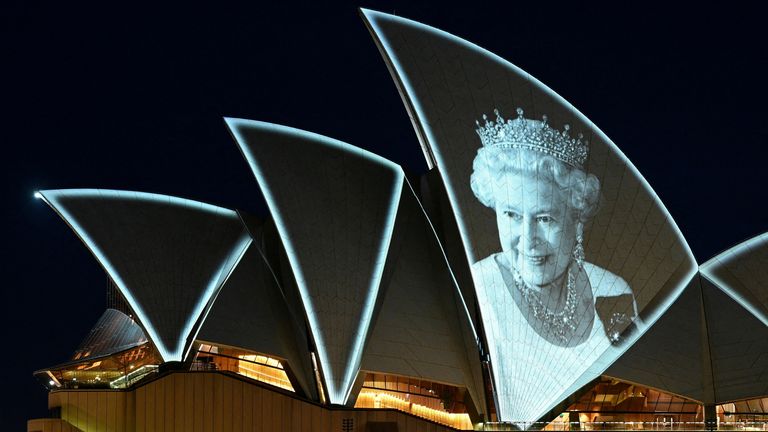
xmin=27 ymin=9 xmax=768 ymax=432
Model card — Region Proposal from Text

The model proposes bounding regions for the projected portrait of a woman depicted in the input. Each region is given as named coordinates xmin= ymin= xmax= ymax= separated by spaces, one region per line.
xmin=470 ymin=108 xmax=639 ymax=421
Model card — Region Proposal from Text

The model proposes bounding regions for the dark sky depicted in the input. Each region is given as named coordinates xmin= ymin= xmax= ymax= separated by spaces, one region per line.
xmin=4 ymin=2 xmax=768 ymax=428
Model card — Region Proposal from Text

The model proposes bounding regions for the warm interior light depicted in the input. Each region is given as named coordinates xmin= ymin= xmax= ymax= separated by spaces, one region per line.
xmin=236 ymin=354 xmax=293 ymax=391
xmin=356 ymin=389 xmax=472 ymax=430
xmin=192 ymin=345 xmax=294 ymax=392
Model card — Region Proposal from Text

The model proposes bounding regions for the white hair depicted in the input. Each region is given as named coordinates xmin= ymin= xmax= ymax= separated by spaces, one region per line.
xmin=470 ymin=147 xmax=601 ymax=222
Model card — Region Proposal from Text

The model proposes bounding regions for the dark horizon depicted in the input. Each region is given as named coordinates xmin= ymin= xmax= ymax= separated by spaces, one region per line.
xmin=4 ymin=2 xmax=768 ymax=429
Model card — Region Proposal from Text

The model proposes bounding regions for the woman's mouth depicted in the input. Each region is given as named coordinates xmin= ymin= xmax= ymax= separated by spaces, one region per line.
xmin=520 ymin=254 xmax=547 ymax=266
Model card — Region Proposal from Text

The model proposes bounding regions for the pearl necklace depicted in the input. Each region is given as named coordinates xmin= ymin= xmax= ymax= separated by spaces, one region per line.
xmin=512 ymin=266 xmax=577 ymax=344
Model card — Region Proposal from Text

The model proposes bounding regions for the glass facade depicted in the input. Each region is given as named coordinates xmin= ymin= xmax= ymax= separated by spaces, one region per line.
xmin=529 ymin=378 xmax=768 ymax=430
xmin=355 ymin=372 xmax=473 ymax=429
xmin=192 ymin=343 xmax=295 ymax=392
xmin=720 ymin=397 xmax=768 ymax=424
xmin=35 ymin=342 xmax=161 ymax=390
xmin=565 ymin=378 xmax=701 ymax=427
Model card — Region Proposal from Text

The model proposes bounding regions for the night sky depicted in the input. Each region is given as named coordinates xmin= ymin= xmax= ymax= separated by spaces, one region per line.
xmin=4 ymin=2 xmax=768 ymax=428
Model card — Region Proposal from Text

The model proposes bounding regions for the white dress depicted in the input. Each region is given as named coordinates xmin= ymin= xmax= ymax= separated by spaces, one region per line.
xmin=471 ymin=253 xmax=636 ymax=423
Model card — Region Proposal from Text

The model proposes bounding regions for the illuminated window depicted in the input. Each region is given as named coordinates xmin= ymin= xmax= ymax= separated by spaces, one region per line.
xmin=191 ymin=343 xmax=294 ymax=392
xmin=560 ymin=377 xmax=702 ymax=429
xmin=355 ymin=373 xmax=472 ymax=430
xmin=34 ymin=342 xmax=161 ymax=390
xmin=719 ymin=397 xmax=768 ymax=424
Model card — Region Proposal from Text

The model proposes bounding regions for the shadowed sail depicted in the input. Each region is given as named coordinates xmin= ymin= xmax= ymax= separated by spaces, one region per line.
xmin=226 ymin=119 xmax=404 ymax=404
xmin=361 ymin=179 xmax=486 ymax=415
xmin=700 ymin=235 xmax=768 ymax=401
xmin=39 ymin=189 xmax=252 ymax=362
xmin=197 ymin=240 xmax=317 ymax=399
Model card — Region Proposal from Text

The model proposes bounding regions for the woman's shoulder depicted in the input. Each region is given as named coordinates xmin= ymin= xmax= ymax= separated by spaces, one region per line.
xmin=584 ymin=262 xmax=642 ymax=344
xmin=472 ymin=253 xmax=503 ymax=272
xmin=582 ymin=261 xmax=632 ymax=298
xmin=470 ymin=253 xmax=505 ymax=290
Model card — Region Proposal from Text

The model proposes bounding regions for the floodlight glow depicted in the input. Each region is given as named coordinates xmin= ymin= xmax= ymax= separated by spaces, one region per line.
xmin=34 ymin=191 xmax=43 ymax=199
xmin=361 ymin=9 xmax=698 ymax=420
xmin=226 ymin=118 xmax=404 ymax=405
xmin=700 ymin=232 xmax=768 ymax=327
xmin=38 ymin=189 xmax=252 ymax=363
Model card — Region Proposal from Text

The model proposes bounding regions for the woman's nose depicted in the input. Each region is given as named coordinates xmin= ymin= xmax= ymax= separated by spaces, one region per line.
xmin=519 ymin=218 xmax=538 ymax=250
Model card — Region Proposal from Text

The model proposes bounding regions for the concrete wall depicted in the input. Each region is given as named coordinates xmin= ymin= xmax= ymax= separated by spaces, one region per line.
xmin=35 ymin=371 xmax=463 ymax=432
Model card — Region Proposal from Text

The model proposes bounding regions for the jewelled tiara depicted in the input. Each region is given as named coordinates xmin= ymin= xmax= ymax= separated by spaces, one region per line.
xmin=475 ymin=108 xmax=589 ymax=169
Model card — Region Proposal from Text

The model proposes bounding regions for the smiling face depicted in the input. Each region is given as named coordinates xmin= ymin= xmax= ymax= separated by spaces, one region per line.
xmin=495 ymin=172 xmax=578 ymax=287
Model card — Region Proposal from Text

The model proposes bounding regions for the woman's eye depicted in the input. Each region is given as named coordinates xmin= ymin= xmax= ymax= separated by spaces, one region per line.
xmin=536 ymin=215 xmax=553 ymax=223
xmin=504 ymin=211 xmax=522 ymax=221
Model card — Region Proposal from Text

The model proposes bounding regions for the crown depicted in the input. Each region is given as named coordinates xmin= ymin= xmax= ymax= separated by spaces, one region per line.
xmin=475 ymin=108 xmax=589 ymax=168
